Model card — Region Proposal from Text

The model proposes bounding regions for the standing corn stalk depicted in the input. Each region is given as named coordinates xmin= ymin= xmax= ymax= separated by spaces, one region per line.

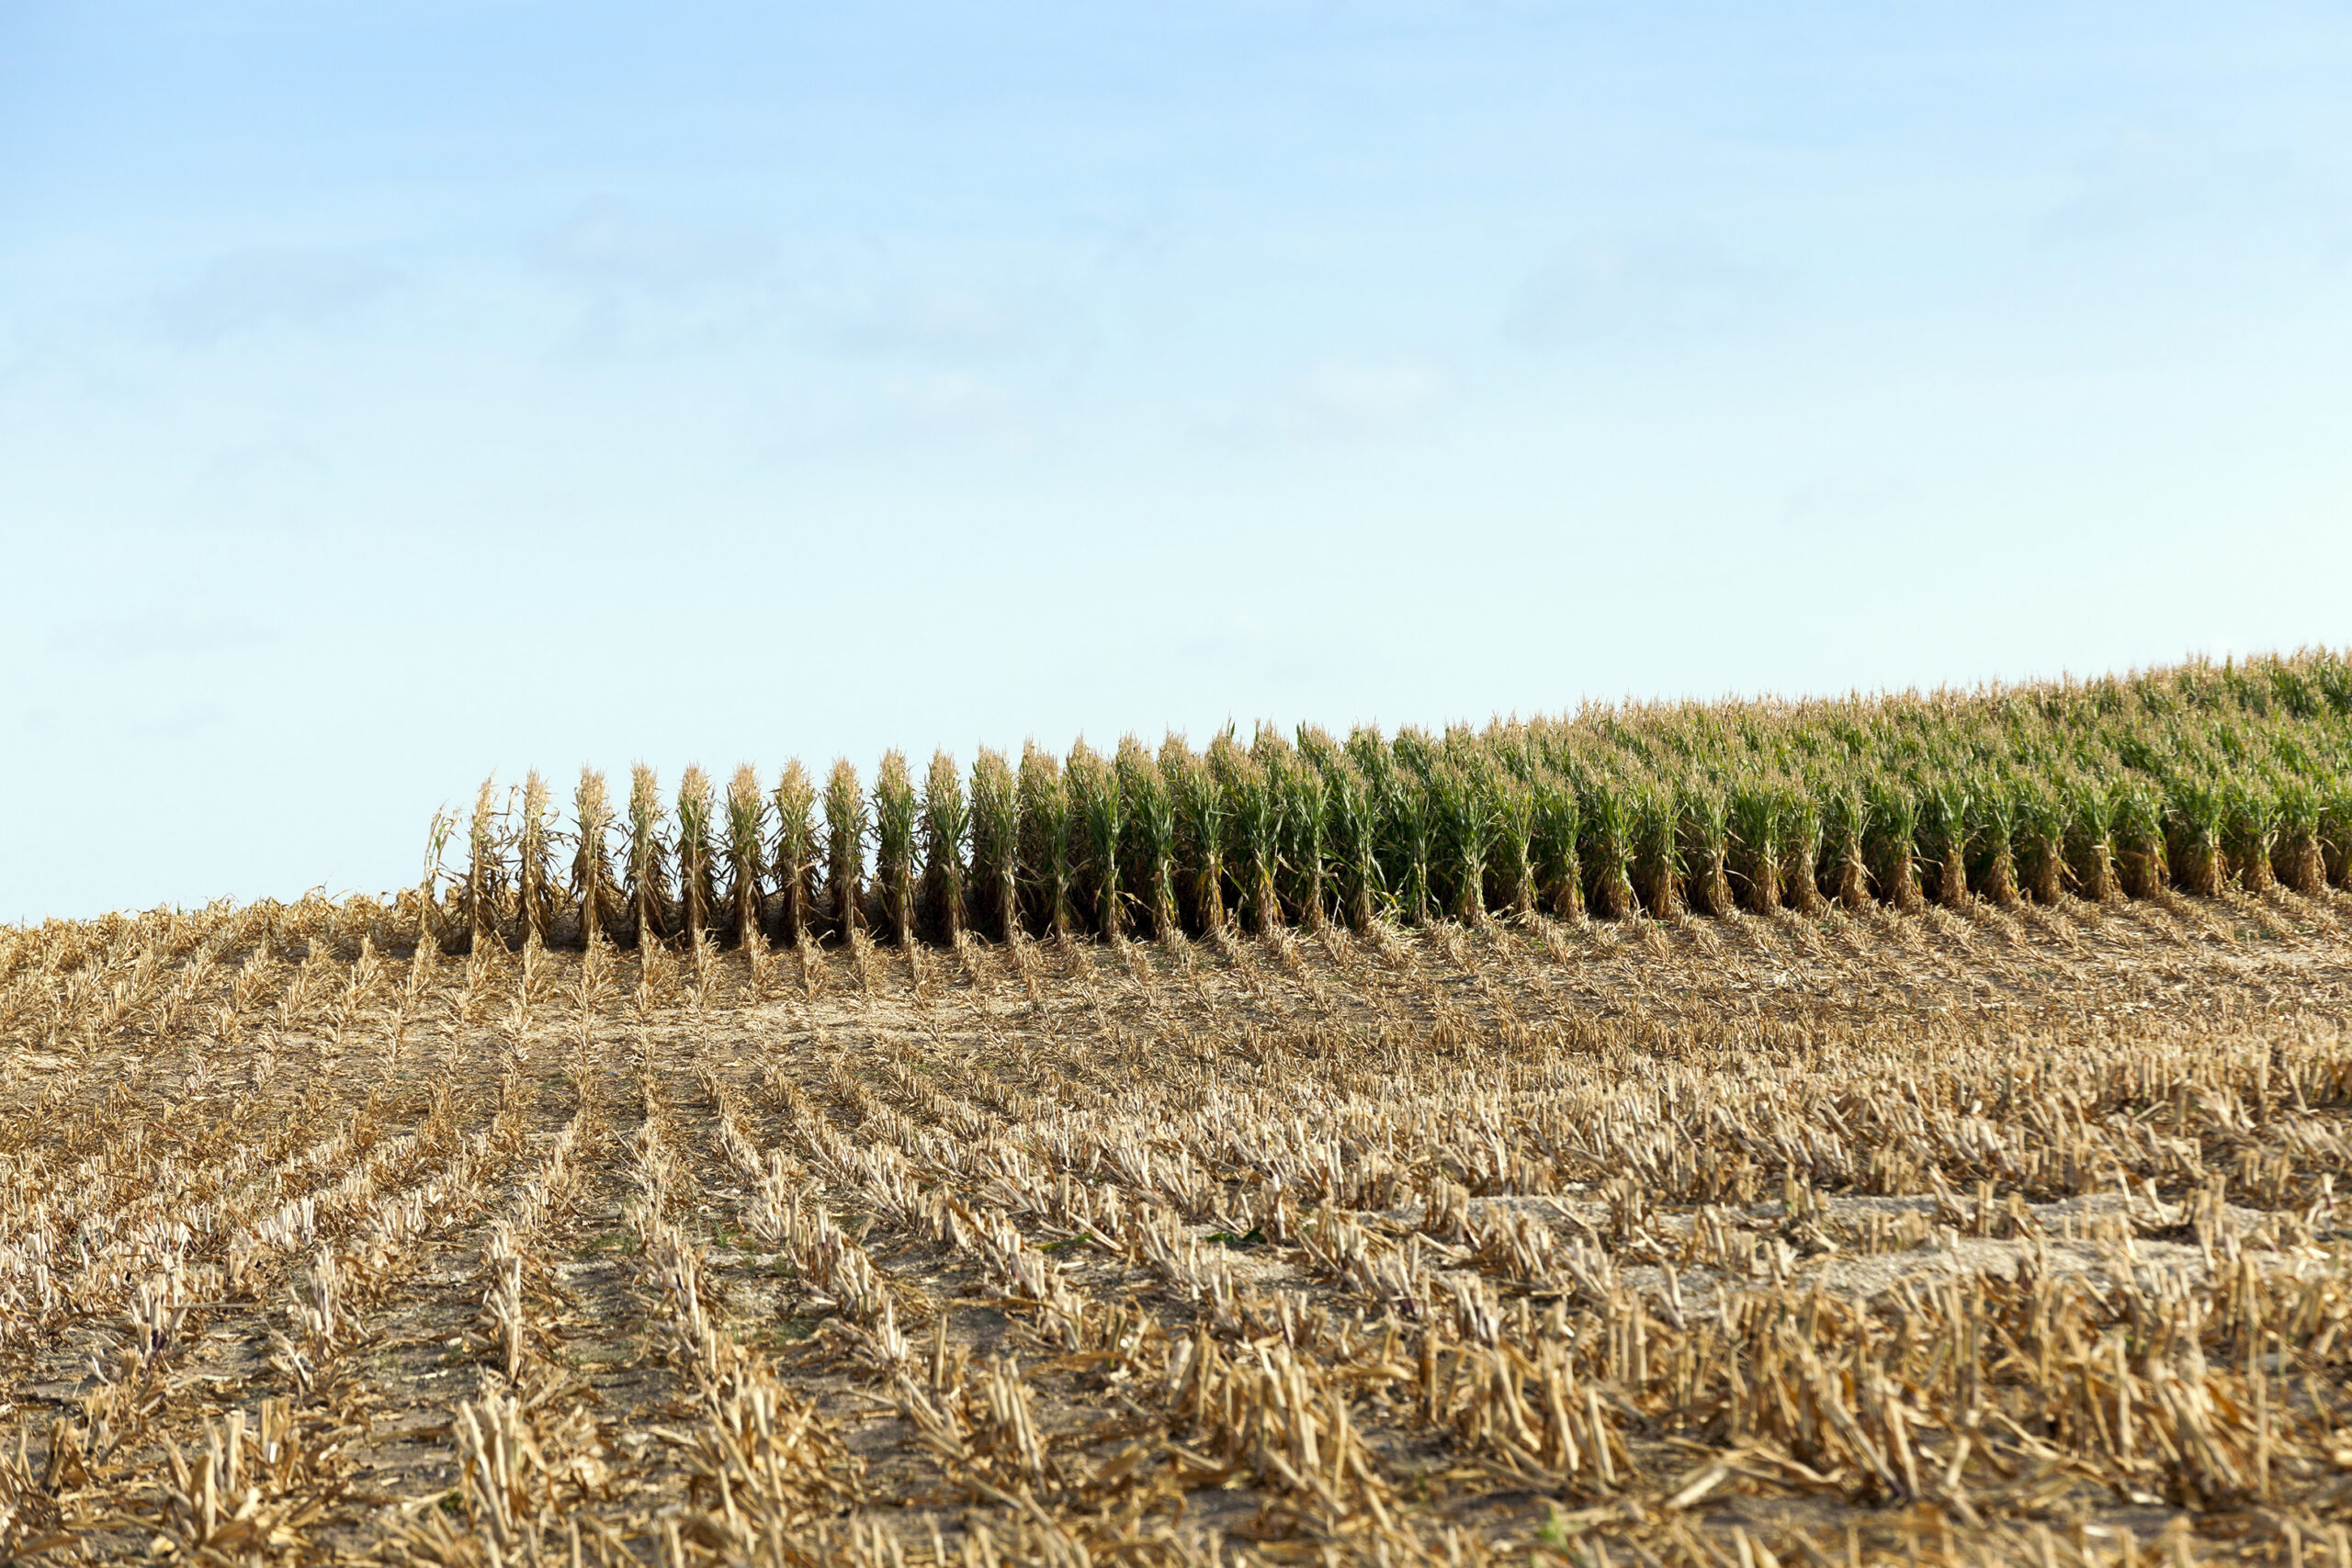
xmin=1068 ymin=742 xmax=1125 ymax=942
xmin=770 ymin=761 xmax=819 ymax=945
xmin=1282 ymin=749 xmax=1331 ymax=930
xmin=1213 ymin=733 xmax=1283 ymax=934
xmin=1817 ymin=773 xmax=1872 ymax=910
xmin=2066 ymin=774 xmax=2120 ymax=902
xmin=1381 ymin=760 xmax=1437 ymax=927
xmin=571 ymin=769 xmax=625 ymax=946
xmin=462 ymin=776 xmax=507 ymax=952
xmin=723 ymin=764 xmax=768 ymax=946
xmin=1527 ymin=767 xmax=1583 ymax=922
xmin=1917 ymin=773 xmax=1972 ymax=907
xmin=1727 ymin=778 xmax=1783 ymax=915
xmin=1630 ymin=780 xmax=1682 ymax=919
xmin=2268 ymin=771 xmax=2322 ymax=894
xmin=823 ymin=760 xmax=867 ymax=939
xmin=872 ymin=750 xmax=919 ymax=947
xmin=2165 ymin=773 xmax=2226 ymax=897
xmin=422 ymin=804 xmax=460 ymax=950
xmin=625 ymin=764 xmax=673 ymax=946
xmin=921 ymin=750 xmax=970 ymax=944
xmin=1577 ymin=773 xmax=1634 ymax=921
xmin=2222 ymin=777 xmax=2279 ymax=895
xmin=1865 ymin=777 xmax=1922 ymax=911
xmin=1017 ymin=743 xmax=1076 ymax=942
xmin=674 ymin=766 xmax=718 ymax=944
xmin=2015 ymin=775 xmax=2068 ymax=905
xmin=1970 ymin=777 xmax=2019 ymax=907
xmin=1165 ymin=736 xmax=1227 ymax=936
xmin=1321 ymin=750 xmax=1384 ymax=931
xmin=1781 ymin=784 xmax=1825 ymax=915
xmin=1115 ymin=737 xmax=1181 ymax=940
xmin=2114 ymin=776 xmax=2170 ymax=897
xmin=514 ymin=770 xmax=559 ymax=946
xmin=1679 ymin=777 xmax=1735 ymax=919
xmin=968 ymin=750 xmax=1021 ymax=942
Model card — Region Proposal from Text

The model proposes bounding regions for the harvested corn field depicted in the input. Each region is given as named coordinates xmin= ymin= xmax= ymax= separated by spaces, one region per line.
xmin=9 ymin=670 xmax=2352 ymax=1568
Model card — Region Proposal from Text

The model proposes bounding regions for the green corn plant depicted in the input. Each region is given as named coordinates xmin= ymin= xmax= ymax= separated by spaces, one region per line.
xmin=2222 ymin=775 xmax=2280 ymax=895
xmin=1343 ymin=724 xmax=1394 ymax=795
xmin=2113 ymin=776 xmax=2169 ymax=899
xmin=1725 ymin=778 xmax=1782 ymax=915
xmin=872 ymin=750 xmax=919 ymax=945
xmin=674 ymin=766 xmax=718 ymax=943
xmin=1630 ymin=779 xmax=1682 ymax=918
xmin=2013 ymin=774 xmax=2068 ymax=905
xmin=1018 ymin=742 xmax=1076 ymax=941
xmin=1295 ymin=726 xmax=1351 ymax=917
xmin=1426 ymin=761 xmax=1491 ymax=926
xmin=2064 ymin=773 xmax=2119 ymax=902
xmin=1163 ymin=736 xmax=1228 ymax=935
xmin=421 ymin=803 xmax=462 ymax=949
xmin=1679 ymin=777 xmax=1734 ymax=918
xmin=1817 ymin=774 xmax=1871 ymax=910
xmin=1212 ymin=733 xmax=1283 ymax=934
xmin=462 ymin=775 xmax=507 ymax=951
xmin=1385 ymin=771 xmax=1437 ymax=927
xmin=1526 ymin=766 xmax=1583 ymax=922
xmin=515 ymin=769 xmax=559 ymax=945
xmin=771 ymin=761 xmax=819 ymax=944
xmin=1487 ymin=772 xmax=1537 ymax=920
xmin=2320 ymin=772 xmax=2352 ymax=889
xmin=1352 ymin=728 xmax=1428 ymax=926
xmin=625 ymin=764 xmax=673 ymax=946
xmin=1067 ymin=742 xmax=1125 ymax=941
xmin=1779 ymin=783 xmax=1825 ymax=915
xmin=1281 ymin=751 xmax=1330 ymax=930
xmin=1577 ymin=772 xmax=1635 ymax=920
xmin=723 ymin=764 xmax=768 ymax=946
xmin=1319 ymin=751 xmax=1384 ymax=931
xmin=2165 ymin=773 xmax=2227 ymax=897
xmin=2317 ymin=657 xmax=2352 ymax=718
xmin=823 ymin=759 xmax=868 ymax=938
xmin=1115 ymin=737 xmax=1180 ymax=940
xmin=969 ymin=749 xmax=1022 ymax=941
xmin=921 ymin=750 xmax=971 ymax=943
xmin=1916 ymin=772 xmax=1972 ymax=907
xmin=1252 ymin=727 xmax=1312 ymax=927
xmin=1967 ymin=775 xmax=2018 ymax=907
xmin=2265 ymin=737 xmax=2325 ymax=894
xmin=1863 ymin=776 xmax=1922 ymax=911
xmin=571 ymin=768 xmax=625 ymax=947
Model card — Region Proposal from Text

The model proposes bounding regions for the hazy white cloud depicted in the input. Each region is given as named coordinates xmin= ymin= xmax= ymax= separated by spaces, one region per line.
xmin=1286 ymin=358 xmax=1443 ymax=435
xmin=2036 ymin=129 xmax=2350 ymax=258
xmin=876 ymin=368 xmax=1023 ymax=436
xmin=526 ymin=197 xmax=774 ymax=294
xmin=45 ymin=615 xmax=277 ymax=665
xmin=1504 ymin=242 xmax=1776 ymax=347
xmin=1775 ymin=475 xmax=1920 ymax=542
xmin=821 ymin=285 xmax=1026 ymax=359
xmin=155 ymin=248 xmax=400 ymax=344
xmin=181 ymin=440 xmax=334 ymax=536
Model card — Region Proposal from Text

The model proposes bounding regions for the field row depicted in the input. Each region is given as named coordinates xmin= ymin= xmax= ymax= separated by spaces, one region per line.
xmin=4 ymin=892 xmax=2351 ymax=1562
xmin=432 ymin=653 xmax=2352 ymax=952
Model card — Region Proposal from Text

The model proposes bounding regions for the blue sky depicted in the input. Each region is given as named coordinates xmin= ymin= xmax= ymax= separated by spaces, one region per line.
xmin=5 ymin=2 xmax=2350 ymax=919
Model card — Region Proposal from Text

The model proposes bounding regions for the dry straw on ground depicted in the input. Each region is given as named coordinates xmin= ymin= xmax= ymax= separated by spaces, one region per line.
xmin=7 ymin=656 xmax=2352 ymax=1565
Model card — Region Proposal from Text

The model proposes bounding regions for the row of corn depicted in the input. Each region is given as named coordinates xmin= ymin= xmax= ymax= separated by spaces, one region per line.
xmin=430 ymin=651 xmax=2352 ymax=950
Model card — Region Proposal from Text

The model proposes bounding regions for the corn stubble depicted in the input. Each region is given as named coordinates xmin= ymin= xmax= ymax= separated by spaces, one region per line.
xmin=11 ymin=836 xmax=2352 ymax=1566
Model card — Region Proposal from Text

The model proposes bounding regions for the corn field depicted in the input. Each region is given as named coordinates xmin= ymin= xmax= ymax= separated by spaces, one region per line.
xmin=433 ymin=653 xmax=2352 ymax=954
xmin=3 ymin=657 xmax=2352 ymax=1566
